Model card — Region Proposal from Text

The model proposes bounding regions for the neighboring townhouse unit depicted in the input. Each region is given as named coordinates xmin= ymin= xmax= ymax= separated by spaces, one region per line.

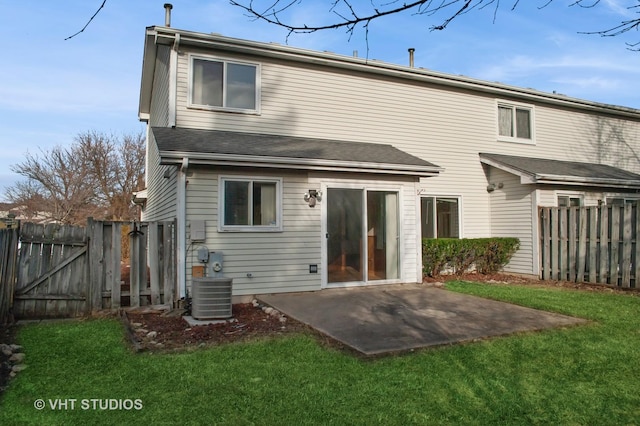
xmin=137 ymin=24 xmax=640 ymax=300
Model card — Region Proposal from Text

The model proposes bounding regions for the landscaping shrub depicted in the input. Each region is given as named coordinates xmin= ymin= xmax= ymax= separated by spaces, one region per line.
xmin=422 ymin=238 xmax=519 ymax=277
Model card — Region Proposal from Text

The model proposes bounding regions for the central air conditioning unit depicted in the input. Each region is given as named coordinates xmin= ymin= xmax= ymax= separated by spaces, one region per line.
xmin=191 ymin=251 xmax=233 ymax=320
xmin=191 ymin=277 xmax=233 ymax=319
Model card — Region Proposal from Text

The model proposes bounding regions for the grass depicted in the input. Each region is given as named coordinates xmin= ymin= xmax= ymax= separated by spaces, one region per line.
xmin=1 ymin=281 xmax=639 ymax=425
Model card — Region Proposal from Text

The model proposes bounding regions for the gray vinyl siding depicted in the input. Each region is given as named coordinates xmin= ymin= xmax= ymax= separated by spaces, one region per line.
xmin=185 ymin=169 xmax=322 ymax=296
xmin=487 ymin=168 xmax=535 ymax=275
xmin=142 ymin=45 xmax=177 ymax=222
xmin=141 ymin=131 xmax=177 ymax=221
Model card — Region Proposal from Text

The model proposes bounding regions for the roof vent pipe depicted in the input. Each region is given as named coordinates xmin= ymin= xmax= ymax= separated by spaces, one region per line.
xmin=164 ymin=3 xmax=173 ymax=27
xmin=408 ymin=48 xmax=415 ymax=68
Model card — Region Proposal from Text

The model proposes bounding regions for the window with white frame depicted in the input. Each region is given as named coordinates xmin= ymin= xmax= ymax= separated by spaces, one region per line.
xmin=606 ymin=197 xmax=638 ymax=207
xmin=421 ymin=196 xmax=460 ymax=238
xmin=190 ymin=56 xmax=259 ymax=112
xmin=220 ymin=177 xmax=282 ymax=231
xmin=497 ymin=101 xmax=534 ymax=143
xmin=557 ymin=195 xmax=582 ymax=207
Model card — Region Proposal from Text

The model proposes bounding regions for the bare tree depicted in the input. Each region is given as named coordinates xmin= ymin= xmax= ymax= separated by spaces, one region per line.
xmin=5 ymin=131 xmax=145 ymax=225
xmin=230 ymin=0 xmax=640 ymax=49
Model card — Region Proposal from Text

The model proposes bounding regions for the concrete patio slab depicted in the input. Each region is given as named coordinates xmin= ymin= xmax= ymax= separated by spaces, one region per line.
xmin=258 ymin=284 xmax=587 ymax=356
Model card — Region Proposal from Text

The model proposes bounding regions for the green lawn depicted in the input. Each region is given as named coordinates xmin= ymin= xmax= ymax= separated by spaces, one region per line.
xmin=1 ymin=282 xmax=639 ymax=425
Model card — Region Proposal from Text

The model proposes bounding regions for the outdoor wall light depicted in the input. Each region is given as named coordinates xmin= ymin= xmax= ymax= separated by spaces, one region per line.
xmin=486 ymin=182 xmax=504 ymax=192
xmin=304 ymin=190 xmax=322 ymax=207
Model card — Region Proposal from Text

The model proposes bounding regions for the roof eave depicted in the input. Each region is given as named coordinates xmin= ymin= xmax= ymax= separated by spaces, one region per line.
xmin=159 ymin=150 xmax=442 ymax=177
xmin=534 ymin=174 xmax=640 ymax=190
xmin=138 ymin=27 xmax=158 ymax=120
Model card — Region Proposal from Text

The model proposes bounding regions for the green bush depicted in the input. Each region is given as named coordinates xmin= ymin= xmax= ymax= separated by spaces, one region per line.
xmin=422 ymin=238 xmax=519 ymax=277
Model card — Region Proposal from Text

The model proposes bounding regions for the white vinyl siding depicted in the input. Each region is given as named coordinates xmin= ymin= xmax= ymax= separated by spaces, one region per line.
xmin=148 ymin=41 xmax=640 ymax=288
xmin=487 ymin=168 xmax=535 ymax=275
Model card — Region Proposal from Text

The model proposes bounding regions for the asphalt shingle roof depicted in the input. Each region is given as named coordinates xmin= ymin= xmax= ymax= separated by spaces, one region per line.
xmin=152 ymin=127 xmax=440 ymax=174
xmin=480 ymin=153 xmax=640 ymax=188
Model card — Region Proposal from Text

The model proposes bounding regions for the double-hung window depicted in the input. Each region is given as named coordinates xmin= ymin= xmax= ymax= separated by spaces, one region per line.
xmin=606 ymin=197 xmax=638 ymax=207
xmin=219 ymin=176 xmax=282 ymax=232
xmin=190 ymin=56 xmax=259 ymax=112
xmin=557 ymin=196 xmax=582 ymax=207
xmin=497 ymin=101 xmax=534 ymax=143
xmin=421 ymin=196 xmax=460 ymax=238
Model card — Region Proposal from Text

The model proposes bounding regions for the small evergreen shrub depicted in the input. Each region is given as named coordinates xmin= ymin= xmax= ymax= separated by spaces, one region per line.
xmin=422 ymin=238 xmax=519 ymax=277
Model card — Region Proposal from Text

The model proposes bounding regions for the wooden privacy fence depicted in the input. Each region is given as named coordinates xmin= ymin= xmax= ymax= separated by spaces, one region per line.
xmin=0 ymin=219 xmax=176 ymax=322
xmin=539 ymin=205 xmax=639 ymax=287
xmin=0 ymin=228 xmax=19 ymax=324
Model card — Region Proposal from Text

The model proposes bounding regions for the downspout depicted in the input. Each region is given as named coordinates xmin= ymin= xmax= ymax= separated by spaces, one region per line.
xmin=168 ymin=33 xmax=180 ymax=128
xmin=177 ymin=157 xmax=189 ymax=299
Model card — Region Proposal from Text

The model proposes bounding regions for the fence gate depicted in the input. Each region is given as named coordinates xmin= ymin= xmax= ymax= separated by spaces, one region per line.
xmin=14 ymin=223 xmax=89 ymax=318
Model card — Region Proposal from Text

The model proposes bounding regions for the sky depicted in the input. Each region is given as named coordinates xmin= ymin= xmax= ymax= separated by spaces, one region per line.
xmin=2 ymin=0 xmax=640 ymax=201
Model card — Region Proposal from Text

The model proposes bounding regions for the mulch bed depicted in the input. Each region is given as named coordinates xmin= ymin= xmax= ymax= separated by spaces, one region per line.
xmin=123 ymin=303 xmax=310 ymax=352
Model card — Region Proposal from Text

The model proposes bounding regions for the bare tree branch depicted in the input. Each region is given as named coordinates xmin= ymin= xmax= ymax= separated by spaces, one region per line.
xmin=65 ymin=0 xmax=107 ymax=41
xmin=231 ymin=0 xmax=640 ymax=49
xmin=5 ymin=131 xmax=145 ymax=225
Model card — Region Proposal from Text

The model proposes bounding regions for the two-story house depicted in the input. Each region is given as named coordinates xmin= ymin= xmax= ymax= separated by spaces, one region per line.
xmin=137 ymin=23 xmax=640 ymax=301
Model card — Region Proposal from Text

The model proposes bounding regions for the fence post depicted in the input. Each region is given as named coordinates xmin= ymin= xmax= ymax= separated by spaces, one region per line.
xmin=148 ymin=222 xmax=161 ymax=305
xmin=598 ymin=207 xmax=609 ymax=284
xmin=621 ymin=204 xmax=633 ymax=287
xmin=87 ymin=218 xmax=104 ymax=312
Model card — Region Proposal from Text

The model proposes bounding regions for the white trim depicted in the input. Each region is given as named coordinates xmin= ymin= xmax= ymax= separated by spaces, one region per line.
xmin=187 ymin=53 xmax=261 ymax=114
xmin=496 ymin=99 xmax=536 ymax=145
xmin=217 ymin=175 xmax=283 ymax=232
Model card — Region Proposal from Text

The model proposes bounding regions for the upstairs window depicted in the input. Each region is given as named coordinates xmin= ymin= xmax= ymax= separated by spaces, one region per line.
xmin=190 ymin=56 xmax=259 ymax=112
xmin=498 ymin=101 xmax=534 ymax=143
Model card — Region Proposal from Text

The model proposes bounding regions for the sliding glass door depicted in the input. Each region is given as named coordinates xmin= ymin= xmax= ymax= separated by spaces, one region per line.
xmin=327 ymin=188 xmax=399 ymax=284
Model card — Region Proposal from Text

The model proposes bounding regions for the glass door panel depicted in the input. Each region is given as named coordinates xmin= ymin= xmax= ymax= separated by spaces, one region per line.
xmin=367 ymin=191 xmax=399 ymax=280
xmin=327 ymin=188 xmax=363 ymax=283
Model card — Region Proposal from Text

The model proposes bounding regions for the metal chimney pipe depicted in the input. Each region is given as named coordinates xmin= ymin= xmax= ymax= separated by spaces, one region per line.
xmin=408 ymin=48 xmax=415 ymax=68
xmin=164 ymin=3 xmax=173 ymax=27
